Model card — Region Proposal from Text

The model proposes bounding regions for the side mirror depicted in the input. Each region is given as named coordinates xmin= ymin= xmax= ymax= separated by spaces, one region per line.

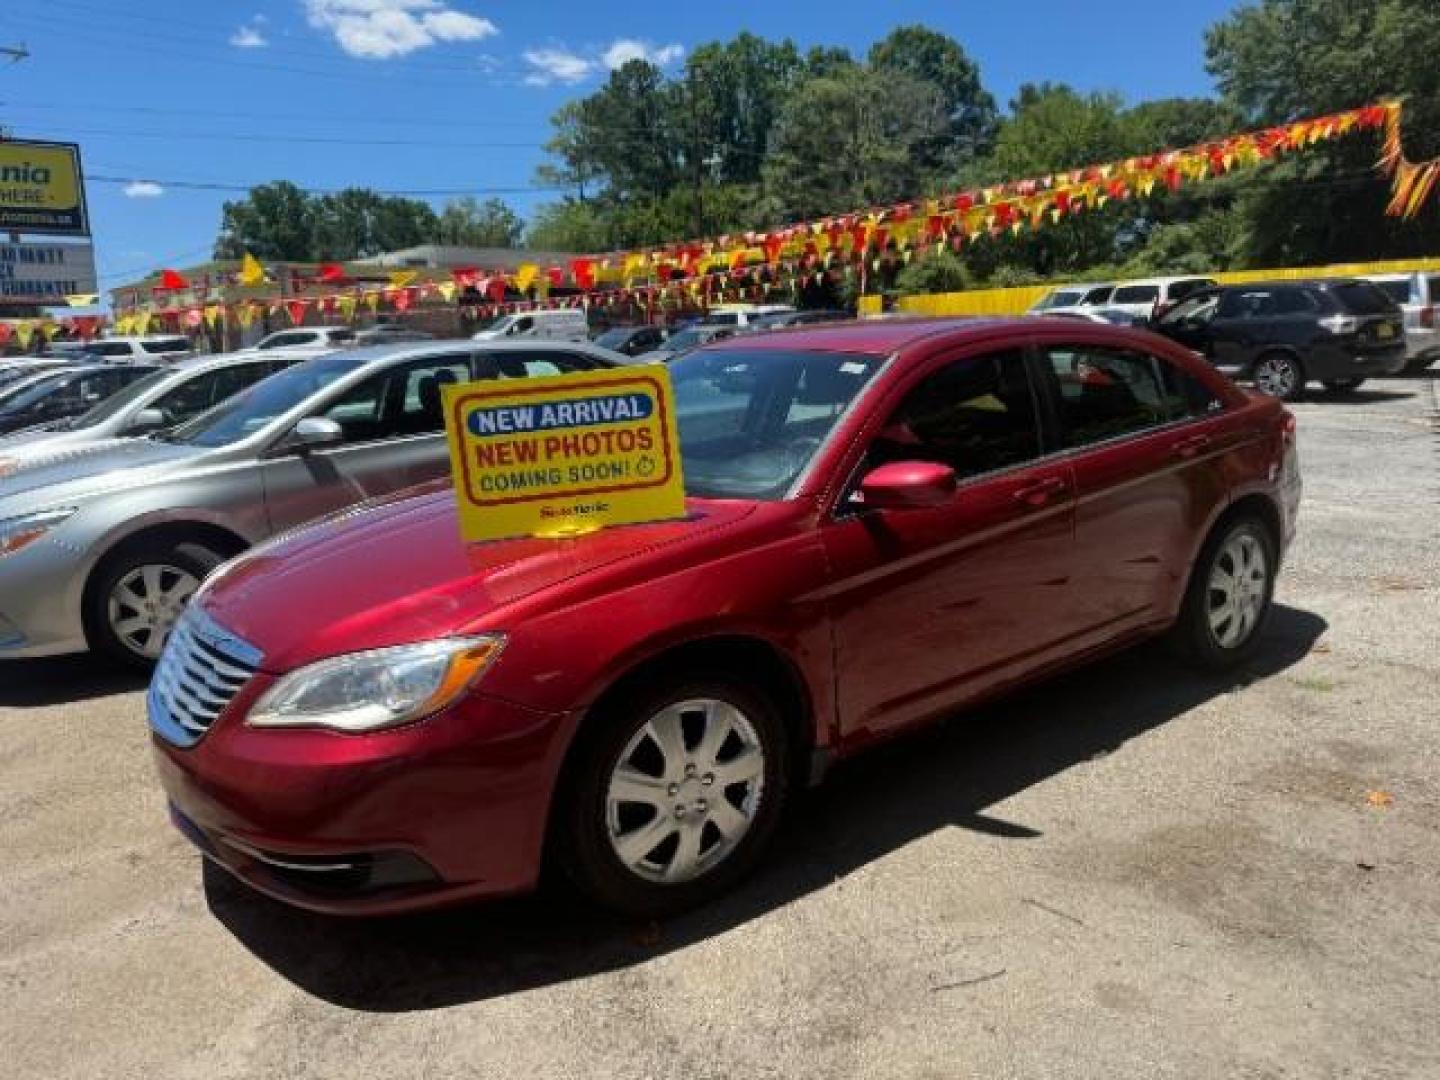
xmin=854 ymin=461 xmax=957 ymax=511
xmin=127 ymin=407 xmax=167 ymax=434
xmin=286 ymin=416 xmax=344 ymax=452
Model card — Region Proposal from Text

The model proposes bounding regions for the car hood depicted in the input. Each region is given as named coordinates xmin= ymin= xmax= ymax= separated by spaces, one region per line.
xmin=199 ymin=488 xmax=761 ymax=671
xmin=0 ymin=437 xmax=204 ymax=511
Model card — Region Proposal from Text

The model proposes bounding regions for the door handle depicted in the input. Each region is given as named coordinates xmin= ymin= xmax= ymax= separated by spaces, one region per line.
xmin=1012 ymin=475 xmax=1068 ymax=507
xmin=1171 ymin=434 xmax=1212 ymax=459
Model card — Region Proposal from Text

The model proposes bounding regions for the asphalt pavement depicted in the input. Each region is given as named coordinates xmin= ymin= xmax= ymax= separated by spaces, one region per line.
xmin=2 ymin=373 xmax=1436 ymax=1080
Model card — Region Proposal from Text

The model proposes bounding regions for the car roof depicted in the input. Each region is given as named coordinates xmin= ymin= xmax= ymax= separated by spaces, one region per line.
xmin=1048 ymin=281 xmax=1110 ymax=291
xmin=699 ymin=317 xmax=1021 ymax=356
xmin=1213 ymin=278 xmax=1358 ymax=291
xmin=1115 ymin=275 xmax=1216 ymax=286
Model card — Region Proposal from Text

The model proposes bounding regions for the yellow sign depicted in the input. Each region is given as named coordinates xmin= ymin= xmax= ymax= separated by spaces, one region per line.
xmin=442 ymin=366 xmax=686 ymax=542
xmin=0 ymin=140 xmax=89 ymax=236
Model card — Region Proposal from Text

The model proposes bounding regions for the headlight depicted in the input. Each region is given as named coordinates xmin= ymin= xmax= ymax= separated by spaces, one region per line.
xmin=0 ymin=507 xmax=76 ymax=558
xmin=247 ymin=635 xmax=505 ymax=732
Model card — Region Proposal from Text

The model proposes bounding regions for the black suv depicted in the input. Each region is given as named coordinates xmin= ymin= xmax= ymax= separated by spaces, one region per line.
xmin=1151 ymin=279 xmax=1406 ymax=400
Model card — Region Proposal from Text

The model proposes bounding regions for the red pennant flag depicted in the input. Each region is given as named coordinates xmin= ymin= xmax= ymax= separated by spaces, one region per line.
xmin=487 ymin=278 xmax=508 ymax=303
xmin=0 ymin=323 xmax=11 ymax=345
xmin=393 ymin=287 xmax=414 ymax=313
xmin=569 ymin=258 xmax=595 ymax=290
xmin=762 ymin=235 xmax=784 ymax=264
xmin=317 ymin=263 xmax=346 ymax=284
xmin=286 ymin=299 xmax=308 ymax=325
xmin=452 ymin=267 xmax=480 ymax=288
xmin=160 ymin=269 xmax=189 ymax=290
xmin=545 ymin=266 xmax=564 ymax=289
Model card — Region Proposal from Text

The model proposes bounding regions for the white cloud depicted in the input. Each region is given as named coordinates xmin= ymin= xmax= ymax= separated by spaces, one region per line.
xmin=230 ymin=22 xmax=269 ymax=49
xmin=601 ymin=39 xmax=683 ymax=70
xmin=522 ymin=47 xmax=594 ymax=86
xmin=123 ymin=181 xmax=165 ymax=198
xmin=304 ymin=1 xmax=498 ymax=60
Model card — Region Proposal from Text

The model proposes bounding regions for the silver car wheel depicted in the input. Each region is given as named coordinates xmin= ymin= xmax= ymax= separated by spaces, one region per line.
xmin=605 ymin=698 xmax=766 ymax=885
xmin=1207 ymin=530 xmax=1269 ymax=650
xmin=107 ymin=564 xmax=200 ymax=660
xmin=1254 ymin=355 xmax=1298 ymax=398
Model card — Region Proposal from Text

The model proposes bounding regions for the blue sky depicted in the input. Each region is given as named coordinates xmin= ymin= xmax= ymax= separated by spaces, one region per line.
xmin=0 ymin=0 xmax=1248 ymax=290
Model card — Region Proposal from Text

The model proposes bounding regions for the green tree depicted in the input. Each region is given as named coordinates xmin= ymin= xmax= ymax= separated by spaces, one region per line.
xmin=526 ymin=199 xmax=612 ymax=252
xmin=1206 ymin=0 xmax=1440 ymax=264
xmin=683 ymin=34 xmax=806 ymax=186
xmin=763 ymin=68 xmax=948 ymax=220
xmin=433 ymin=197 xmax=524 ymax=247
xmin=868 ymin=26 xmax=997 ymax=165
xmin=214 ymin=181 xmax=314 ymax=260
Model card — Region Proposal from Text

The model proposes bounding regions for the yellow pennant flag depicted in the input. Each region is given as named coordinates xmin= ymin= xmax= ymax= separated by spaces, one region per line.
xmin=337 ymin=294 xmax=357 ymax=321
xmin=135 ymin=311 xmax=152 ymax=336
xmin=40 ymin=321 xmax=59 ymax=340
xmin=64 ymin=293 xmax=100 ymax=307
xmin=437 ymin=281 xmax=458 ymax=303
xmin=204 ymin=305 xmax=222 ymax=330
xmin=236 ymin=303 xmax=256 ymax=329
xmin=113 ymin=315 xmax=132 ymax=336
xmin=514 ymin=264 xmax=539 ymax=292
xmin=240 ymin=252 xmax=267 ymax=287
xmin=388 ymin=271 xmax=418 ymax=289
xmin=14 ymin=321 xmax=34 ymax=349
xmin=364 ymin=291 xmax=381 ymax=314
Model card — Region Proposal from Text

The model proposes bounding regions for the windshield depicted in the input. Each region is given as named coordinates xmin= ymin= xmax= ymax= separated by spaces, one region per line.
xmin=0 ymin=372 xmax=69 ymax=415
xmin=475 ymin=315 xmax=516 ymax=334
xmin=66 ymin=367 xmax=174 ymax=429
xmin=165 ymin=351 xmax=363 ymax=448
xmin=670 ymin=348 xmax=884 ymax=499
xmin=665 ymin=329 xmax=708 ymax=352
xmin=595 ymin=328 xmax=638 ymax=349
xmin=1040 ymin=290 xmax=1085 ymax=309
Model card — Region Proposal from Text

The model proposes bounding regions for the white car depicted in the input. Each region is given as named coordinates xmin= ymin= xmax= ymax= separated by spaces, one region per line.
xmin=1362 ymin=272 xmax=1439 ymax=373
xmin=1027 ymin=282 xmax=1115 ymax=315
xmin=59 ymin=335 xmax=195 ymax=364
xmin=472 ymin=309 xmax=589 ymax=343
xmin=249 ymin=326 xmax=359 ymax=355
xmin=698 ymin=304 xmax=795 ymax=329
xmin=1105 ymin=276 xmax=1217 ymax=321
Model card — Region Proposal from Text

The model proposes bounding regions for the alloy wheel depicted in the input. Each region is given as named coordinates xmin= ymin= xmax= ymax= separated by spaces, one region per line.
xmin=107 ymin=563 xmax=200 ymax=660
xmin=1254 ymin=355 xmax=1298 ymax=398
xmin=1207 ymin=530 xmax=1269 ymax=650
xmin=605 ymin=698 xmax=766 ymax=884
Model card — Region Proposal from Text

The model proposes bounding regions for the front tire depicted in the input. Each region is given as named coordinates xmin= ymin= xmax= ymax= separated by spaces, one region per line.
xmin=1169 ymin=516 xmax=1276 ymax=671
xmin=1252 ymin=351 xmax=1305 ymax=401
xmin=556 ymin=673 xmax=791 ymax=917
xmin=86 ymin=540 xmax=224 ymax=670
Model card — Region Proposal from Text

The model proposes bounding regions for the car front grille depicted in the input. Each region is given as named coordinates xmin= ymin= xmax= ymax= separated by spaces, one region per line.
xmin=148 ymin=605 xmax=263 ymax=748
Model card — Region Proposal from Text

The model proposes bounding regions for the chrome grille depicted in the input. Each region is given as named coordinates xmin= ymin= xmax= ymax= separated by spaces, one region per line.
xmin=148 ymin=606 xmax=262 ymax=748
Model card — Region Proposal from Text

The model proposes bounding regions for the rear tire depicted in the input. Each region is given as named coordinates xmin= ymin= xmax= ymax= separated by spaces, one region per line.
xmin=1402 ymin=354 xmax=1435 ymax=374
xmin=85 ymin=540 xmax=225 ymax=671
xmin=555 ymin=671 xmax=791 ymax=918
xmin=1169 ymin=515 xmax=1277 ymax=672
xmin=1321 ymin=377 xmax=1366 ymax=394
xmin=1252 ymin=351 xmax=1305 ymax=401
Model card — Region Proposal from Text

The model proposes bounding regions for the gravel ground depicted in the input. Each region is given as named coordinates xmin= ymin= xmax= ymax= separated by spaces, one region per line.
xmin=2 ymin=373 xmax=1436 ymax=1080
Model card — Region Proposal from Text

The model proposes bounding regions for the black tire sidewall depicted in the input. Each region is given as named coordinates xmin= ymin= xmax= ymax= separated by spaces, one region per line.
xmin=558 ymin=673 xmax=791 ymax=918
xmin=85 ymin=540 xmax=224 ymax=670
xmin=1256 ymin=352 xmax=1305 ymax=401
xmin=1175 ymin=517 xmax=1277 ymax=671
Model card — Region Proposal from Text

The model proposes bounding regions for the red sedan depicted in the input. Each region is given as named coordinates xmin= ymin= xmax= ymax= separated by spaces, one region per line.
xmin=150 ymin=318 xmax=1301 ymax=917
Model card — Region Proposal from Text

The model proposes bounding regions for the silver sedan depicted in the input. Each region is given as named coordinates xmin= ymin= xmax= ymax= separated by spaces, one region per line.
xmin=0 ymin=339 xmax=629 ymax=667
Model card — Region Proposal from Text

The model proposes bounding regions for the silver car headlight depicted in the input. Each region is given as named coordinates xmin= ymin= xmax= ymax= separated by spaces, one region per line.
xmin=247 ymin=635 xmax=506 ymax=732
xmin=0 ymin=507 xmax=77 ymax=559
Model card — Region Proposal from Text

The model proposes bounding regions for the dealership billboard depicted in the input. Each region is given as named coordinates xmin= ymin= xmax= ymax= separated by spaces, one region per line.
xmin=0 ymin=139 xmax=90 ymax=236
xmin=0 ymin=241 xmax=98 ymax=303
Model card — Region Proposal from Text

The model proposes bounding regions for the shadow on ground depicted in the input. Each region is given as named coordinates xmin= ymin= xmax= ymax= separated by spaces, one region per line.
xmin=0 ymin=654 xmax=146 ymax=707
xmin=205 ymin=603 xmax=1326 ymax=1013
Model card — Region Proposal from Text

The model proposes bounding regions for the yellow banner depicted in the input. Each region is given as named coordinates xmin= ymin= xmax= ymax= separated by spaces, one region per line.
xmin=441 ymin=366 xmax=686 ymax=543
xmin=0 ymin=140 xmax=87 ymax=235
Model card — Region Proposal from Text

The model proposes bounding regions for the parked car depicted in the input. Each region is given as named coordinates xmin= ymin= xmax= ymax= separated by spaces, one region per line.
xmin=1026 ymin=282 xmax=1115 ymax=314
xmin=0 ymin=340 xmax=631 ymax=667
xmin=698 ymin=303 xmax=795 ymax=329
xmin=1152 ymin=279 xmax=1406 ymax=400
xmin=0 ymin=352 xmax=308 ymax=476
xmin=71 ymin=336 xmax=195 ymax=363
xmin=1042 ymin=308 xmax=1138 ymax=327
xmin=249 ymin=326 xmax=358 ymax=355
xmin=635 ymin=324 xmax=738 ymax=363
xmin=353 ymin=325 xmax=433 ymax=346
xmin=0 ymin=363 xmax=160 ymax=436
xmin=0 ymin=358 xmax=70 ymax=391
xmin=593 ymin=325 xmax=669 ymax=357
xmin=747 ymin=310 xmax=852 ymax=331
xmin=149 ymin=318 xmax=1300 ymax=918
xmin=1106 ymin=277 xmax=1216 ymax=321
xmin=1361 ymin=272 xmax=1439 ymax=373
xmin=472 ymin=309 xmax=589 ymax=343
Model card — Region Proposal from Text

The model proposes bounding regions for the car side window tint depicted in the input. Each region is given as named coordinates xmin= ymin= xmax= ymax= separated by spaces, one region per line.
xmin=154 ymin=371 xmax=224 ymax=422
xmin=1218 ymin=290 xmax=1274 ymax=319
xmin=318 ymin=355 xmax=474 ymax=444
xmin=319 ymin=373 xmax=389 ymax=443
xmin=1274 ymin=288 xmax=1320 ymax=315
xmin=396 ymin=357 xmax=472 ymax=436
xmin=490 ymin=350 xmax=593 ymax=378
xmin=869 ymin=350 xmax=1042 ymax=480
xmin=1042 ymin=346 xmax=1170 ymax=447
xmin=1155 ymin=356 xmax=1224 ymax=418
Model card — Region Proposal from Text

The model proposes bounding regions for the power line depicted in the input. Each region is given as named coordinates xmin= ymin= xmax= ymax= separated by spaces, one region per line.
xmin=87 ymin=174 xmax=569 ymax=197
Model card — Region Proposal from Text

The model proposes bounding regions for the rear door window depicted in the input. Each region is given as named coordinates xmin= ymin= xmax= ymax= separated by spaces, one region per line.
xmin=481 ymin=350 xmax=598 ymax=379
xmin=1218 ymin=290 xmax=1276 ymax=319
xmin=1332 ymin=282 xmax=1399 ymax=315
xmin=1082 ymin=286 xmax=1114 ymax=304
xmin=1111 ymin=285 xmax=1160 ymax=305
xmin=1273 ymin=288 xmax=1321 ymax=315
xmin=1039 ymin=346 xmax=1170 ymax=447
xmin=1372 ymin=280 xmax=1412 ymax=304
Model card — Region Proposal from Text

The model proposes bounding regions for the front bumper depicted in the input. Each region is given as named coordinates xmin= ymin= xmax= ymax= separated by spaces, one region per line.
xmin=152 ymin=679 xmax=573 ymax=916
xmin=0 ymin=534 xmax=91 ymax=659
